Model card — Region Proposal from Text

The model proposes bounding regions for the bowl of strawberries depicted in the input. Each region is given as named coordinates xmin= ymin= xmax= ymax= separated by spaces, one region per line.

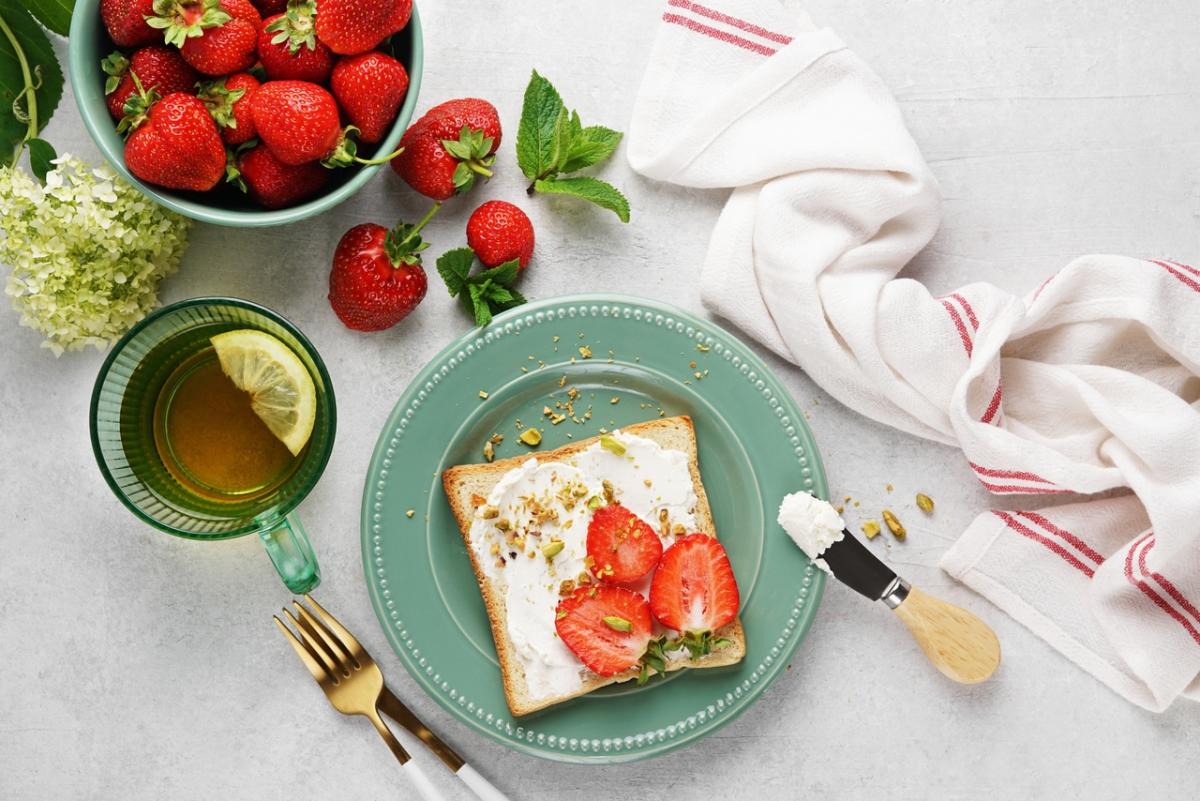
xmin=69 ymin=0 xmax=422 ymax=226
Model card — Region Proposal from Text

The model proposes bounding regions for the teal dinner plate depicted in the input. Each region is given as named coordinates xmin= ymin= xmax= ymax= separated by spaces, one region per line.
xmin=361 ymin=294 xmax=827 ymax=763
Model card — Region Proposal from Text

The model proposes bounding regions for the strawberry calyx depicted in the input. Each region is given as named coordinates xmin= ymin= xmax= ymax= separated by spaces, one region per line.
xmin=223 ymin=139 xmax=256 ymax=191
xmin=671 ymin=629 xmax=732 ymax=660
xmin=264 ymin=0 xmax=318 ymax=54
xmin=383 ymin=202 xmax=442 ymax=267
xmin=101 ymin=51 xmax=131 ymax=95
xmin=116 ymin=73 xmax=160 ymax=136
xmin=322 ymin=126 xmax=405 ymax=169
xmin=441 ymin=125 xmax=496 ymax=194
xmin=145 ymin=0 xmax=232 ymax=49
xmin=196 ymin=77 xmax=247 ymax=129
xmin=636 ymin=636 xmax=670 ymax=685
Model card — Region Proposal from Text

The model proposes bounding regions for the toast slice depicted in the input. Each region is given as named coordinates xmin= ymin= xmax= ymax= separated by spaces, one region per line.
xmin=442 ymin=415 xmax=745 ymax=717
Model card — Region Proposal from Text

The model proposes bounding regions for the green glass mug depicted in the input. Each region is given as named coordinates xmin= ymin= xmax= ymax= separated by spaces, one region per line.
xmin=90 ymin=298 xmax=336 ymax=593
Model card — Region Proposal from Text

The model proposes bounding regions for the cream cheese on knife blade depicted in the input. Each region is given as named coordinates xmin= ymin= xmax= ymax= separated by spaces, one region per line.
xmin=777 ymin=491 xmax=845 ymax=574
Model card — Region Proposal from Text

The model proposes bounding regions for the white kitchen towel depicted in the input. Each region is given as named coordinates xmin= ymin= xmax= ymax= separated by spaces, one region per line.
xmin=627 ymin=0 xmax=1200 ymax=711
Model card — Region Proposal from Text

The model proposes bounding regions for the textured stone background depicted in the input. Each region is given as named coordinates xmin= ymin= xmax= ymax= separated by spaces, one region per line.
xmin=2 ymin=1 xmax=1197 ymax=798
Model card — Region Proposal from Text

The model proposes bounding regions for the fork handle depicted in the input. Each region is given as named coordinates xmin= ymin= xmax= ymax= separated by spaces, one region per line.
xmin=367 ymin=711 xmax=446 ymax=801
xmin=456 ymin=764 xmax=511 ymax=801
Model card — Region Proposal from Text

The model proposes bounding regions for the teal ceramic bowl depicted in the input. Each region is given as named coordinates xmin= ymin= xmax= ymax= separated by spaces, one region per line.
xmin=67 ymin=0 xmax=423 ymax=227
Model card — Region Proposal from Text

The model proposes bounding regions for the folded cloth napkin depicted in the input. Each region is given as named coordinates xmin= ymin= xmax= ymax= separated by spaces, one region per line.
xmin=627 ymin=0 xmax=1200 ymax=711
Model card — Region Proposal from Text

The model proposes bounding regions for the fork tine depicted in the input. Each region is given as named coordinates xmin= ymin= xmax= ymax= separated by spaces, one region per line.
xmin=292 ymin=600 xmax=359 ymax=671
xmin=273 ymin=615 xmax=330 ymax=686
xmin=283 ymin=607 xmax=344 ymax=680
xmin=304 ymin=594 xmax=369 ymax=662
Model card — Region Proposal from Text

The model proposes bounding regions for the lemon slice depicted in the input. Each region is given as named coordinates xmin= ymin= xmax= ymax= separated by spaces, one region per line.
xmin=210 ymin=329 xmax=317 ymax=456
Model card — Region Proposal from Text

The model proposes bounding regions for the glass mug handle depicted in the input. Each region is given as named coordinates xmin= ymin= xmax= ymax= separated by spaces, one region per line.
xmin=258 ymin=512 xmax=321 ymax=593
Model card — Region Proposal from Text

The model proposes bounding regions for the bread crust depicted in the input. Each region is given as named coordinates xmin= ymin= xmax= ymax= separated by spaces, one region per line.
xmin=442 ymin=416 xmax=745 ymax=716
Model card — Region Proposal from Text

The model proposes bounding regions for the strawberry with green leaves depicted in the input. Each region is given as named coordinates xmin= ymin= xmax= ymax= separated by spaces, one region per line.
xmin=466 ymin=200 xmax=535 ymax=270
xmin=102 ymin=47 xmax=198 ymax=121
xmin=649 ymin=534 xmax=740 ymax=658
xmin=328 ymin=204 xmax=439 ymax=331
xmin=314 ymin=0 xmax=412 ymax=55
xmin=147 ymin=0 xmax=261 ymax=77
xmin=258 ymin=2 xmax=334 ymax=83
xmin=435 ymin=247 xmax=526 ymax=327
xmin=230 ymin=143 xmax=328 ymax=209
xmin=391 ymin=98 xmax=500 ymax=200
xmin=330 ymin=52 xmax=409 ymax=144
xmin=121 ymin=83 xmax=226 ymax=192
xmin=197 ymin=73 xmax=259 ymax=145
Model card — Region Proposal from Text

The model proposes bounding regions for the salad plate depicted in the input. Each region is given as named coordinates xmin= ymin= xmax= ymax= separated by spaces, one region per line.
xmin=361 ymin=294 xmax=827 ymax=763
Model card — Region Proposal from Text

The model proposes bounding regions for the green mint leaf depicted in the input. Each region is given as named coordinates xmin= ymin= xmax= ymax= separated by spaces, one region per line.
xmin=467 ymin=283 xmax=493 ymax=327
xmin=26 ymin=136 xmax=54 ymax=182
xmin=515 ymin=69 xmax=564 ymax=180
xmin=560 ymin=125 xmax=623 ymax=173
xmin=548 ymin=107 xmax=577 ymax=173
xmin=534 ymin=176 xmax=631 ymax=223
xmin=485 ymin=259 xmax=521 ymax=288
xmin=435 ymin=247 xmax=475 ymax=298
xmin=0 ymin=0 xmax=64 ymax=166
xmin=19 ymin=0 xmax=74 ymax=37
xmin=486 ymin=285 xmax=514 ymax=304
xmin=502 ymin=288 xmax=528 ymax=308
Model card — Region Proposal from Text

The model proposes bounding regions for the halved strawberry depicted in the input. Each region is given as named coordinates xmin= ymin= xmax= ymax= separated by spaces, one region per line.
xmin=555 ymin=586 xmax=653 ymax=677
xmin=586 ymin=503 xmax=663 ymax=584
xmin=649 ymin=534 xmax=739 ymax=657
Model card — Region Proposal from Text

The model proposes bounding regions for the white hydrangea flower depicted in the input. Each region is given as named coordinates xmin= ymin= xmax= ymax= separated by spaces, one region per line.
xmin=1 ymin=155 xmax=191 ymax=355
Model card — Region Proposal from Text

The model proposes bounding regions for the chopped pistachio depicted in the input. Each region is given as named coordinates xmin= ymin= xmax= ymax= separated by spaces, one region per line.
xmin=495 ymin=518 xmax=511 ymax=532
xmin=543 ymin=405 xmax=553 ymax=416
xmin=601 ymin=480 xmax=616 ymax=502
xmin=603 ymin=615 xmax=633 ymax=633
xmin=861 ymin=520 xmax=881 ymax=539
xmin=610 ymin=396 xmax=620 ymax=405
xmin=553 ymin=335 xmax=560 ymax=343
xmin=885 ymin=483 xmax=894 ymax=493
xmin=483 ymin=441 xmax=495 ymax=462
xmin=490 ymin=433 xmax=503 ymax=445
xmin=578 ymin=345 xmax=593 ymax=359
xmin=696 ymin=343 xmax=710 ymax=353
xmin=550 ymin=413 xmax=566 ymax=425
xmin=587 ymin=495 xmax=604 ymax=510
xmin=689 ymin=360 xmax=697 ymax=369
xmin=480 ymin=505 xmax=499 ymax=519
xmin=541 ymin=540 xmax=565 ymax=560
xmin=556 ymin=610 xmax=567 ymax=620
xmin=405 ymin=509 xmax=415 ymax=519
xmin=478 ymin=390 xmax=489 ymax=400
xmin=519 ymin=428 xmax=542 ymax=447
xmin=600 ymin=434 xmax=626 ymax=456
xmin=671 ymin=523 xmax=686 ymax=536
xmin=882 ymin=509 xmax=906 ymax=541
xmin=916 ymin=493 xmax=935 ymax=514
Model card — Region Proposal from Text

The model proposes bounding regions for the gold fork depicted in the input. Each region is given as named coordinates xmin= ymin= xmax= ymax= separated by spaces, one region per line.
xmin=274 ymin=595 xmax=510 ymax=801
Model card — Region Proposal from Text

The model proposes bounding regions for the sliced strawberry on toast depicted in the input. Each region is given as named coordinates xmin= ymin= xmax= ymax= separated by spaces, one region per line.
xmin=650 ymin=534 xmax=740 ymax=657
xmin=586 ymin=503 xmax=664 ymax=584
xmin=555 ymin=585 xmax=654 ymax=677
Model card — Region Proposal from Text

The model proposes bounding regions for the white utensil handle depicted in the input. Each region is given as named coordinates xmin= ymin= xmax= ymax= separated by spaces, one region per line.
xmin=403 ymin=758 xmax=446 ymax=801
xmin=456 ymin=764 xmax=511 ymax=801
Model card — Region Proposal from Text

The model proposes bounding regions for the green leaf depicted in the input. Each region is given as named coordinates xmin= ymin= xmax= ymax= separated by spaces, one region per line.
xmin=0 ymin=0 xmax=64 ymax=166
xmin=19 ymin=0 xmax=74 ymax=36
xmin=547 ymin=107 xmax=575 ymax=174
xmin=467 ymin=283 xmax=493 ymax=327
xmin=534 ymin=176 xmax=631 ymax=223
xmin=560 ymin=125 xmax=622 ymax=174
xmin=435 ymin=247 xmax=475 ymax=298
xmin=485 ymin=285 xmax=514 ymax=305
xmin=480 ymin=258 xmax=520 ymax=288
xmin=515 ymin=69 xmax=563 ymax=180
xmin=25 ymin=133 xmax=51 ymax=179
xmin=501 ymin=288 xmax=527 ymax=308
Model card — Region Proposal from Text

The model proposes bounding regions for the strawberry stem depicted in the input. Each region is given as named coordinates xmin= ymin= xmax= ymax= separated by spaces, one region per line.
xmin=354 ymin=145 xmax=404 ymax=166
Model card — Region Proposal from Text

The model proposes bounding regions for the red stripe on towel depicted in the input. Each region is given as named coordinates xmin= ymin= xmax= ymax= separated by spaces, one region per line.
xmin=662 ymin=12 xmax=778 ymax=56
xmin=980 ymin=482 xmax=1073 ymax=495
xmin=667 ymin=0 xmax=793 ymax=45
xmin=948 ymin=293 xmax=979 ymax=330
xmin=940 ymin=299 xmax=973 ymax=357
xmin=993 ymin=511 xmax=1094 ymax=577
xmin=968 ymin=462 xmax=1055 ymax=484
xmin=1140 ymin=537 xmax=1200 ymax=626
xmin=1125 ymin=532 xmax=1200 ymax=647
xmin=1014 ymin=511 xmax=1104 ymax=565
xmin=1148 ymin=259 xmax=1200 ymax=293
xmin=980 ymin=380 xmax=1003 ymax=424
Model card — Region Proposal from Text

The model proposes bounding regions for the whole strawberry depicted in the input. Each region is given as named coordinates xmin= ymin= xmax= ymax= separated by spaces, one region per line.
xmin=330 ymin=52 xmax=409 ymax=144
xmin=147 ymin=0 xmax=261 ymax=76
xmin=197 ymin=73 xmax=259 ymax=145
xmin=258 ymin=4 xmax=334 ymax=83
xmin=391 ymin=98 xmax=501 ymax=200
xmin=467 ymin=201 xmax=535 ymax=270
xmin=121 ymin=89 xmax=225 ymax=191
xmin=328 ymin=205 xmax=439 ymax=331
xmin=249 ymin=80 xmax=343 ymax=165
xmin=314 ymin=0 xmax=412 ymax=55
xmin=102 ymin=46 xmax=199 ymax=121
xmin=234 ymin=143 xmax=328 ymax=209
xmin=101 ymin=0 xmax=158 ymax=47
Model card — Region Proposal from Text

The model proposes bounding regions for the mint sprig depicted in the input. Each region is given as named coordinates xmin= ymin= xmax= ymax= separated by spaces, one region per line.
xmin=516 ymin=70 xmax=629 ymax=222
xmin=436 ymin=248 xmax=527 ymax=327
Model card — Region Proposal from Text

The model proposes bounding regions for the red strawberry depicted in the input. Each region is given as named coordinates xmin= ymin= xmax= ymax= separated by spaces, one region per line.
xmin=314 ymin=0 xmax=412 ymax=55
xmin=248 ymin=0 xmax=287 ymax=15
xmin=328 ymin=205 xmax=439 ymax=331
xmin=249 ymin=80 xmax=343 ymax=165
xmin=649 ymin=534 xmax=739 ymax=656
xmin=330 ymin=52 xmax=409 ymax=144
xmin=391 ymin=98 xmax=501 ymax=200
xmin=101 ymin=0 xmax=158 ymax=47
xmin=258 ymin=5 xmax=334 ymax=83
xmin=555 ymin=585 xmax=654 ymax=677
xmin=121 ymin=90 xmax=225 ymax=191
xmin=233 ymin=143 xmax=328 ymax=209
xmin=197 ymin=72 xmax=259 ymax=145
xmin=148 ymin=0 xmax=261 ymax=76
xmin=466 ymin=200 xmax=535 ymax=270
xmin=586 ymin=503 xmax=663 ymax=584
xmin=102 ymin=47 xmax=199 ymax=121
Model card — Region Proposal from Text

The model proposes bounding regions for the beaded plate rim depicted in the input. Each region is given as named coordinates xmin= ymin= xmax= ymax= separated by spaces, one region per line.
xmin=361 ymin=293 xmax=827 ymax=764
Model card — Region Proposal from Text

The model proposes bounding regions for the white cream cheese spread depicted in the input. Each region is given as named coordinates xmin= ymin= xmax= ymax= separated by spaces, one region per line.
xmin=777 ymin=491 xmax=845 ymax=574
xmin=468 ymin=430 xmax=698 ymax=701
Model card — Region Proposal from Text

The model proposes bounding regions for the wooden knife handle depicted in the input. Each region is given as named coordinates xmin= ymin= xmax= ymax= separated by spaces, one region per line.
xmin=891 ymin=586 xmax=1001 ymax=684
